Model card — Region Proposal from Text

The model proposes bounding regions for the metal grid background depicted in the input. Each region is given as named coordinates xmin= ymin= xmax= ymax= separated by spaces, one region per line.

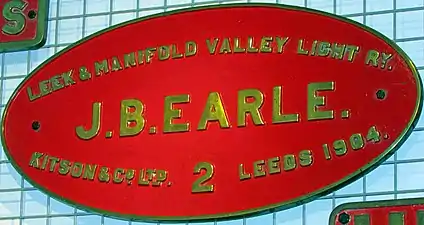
xmin=0 ymin=0 xmax=424 ymax=224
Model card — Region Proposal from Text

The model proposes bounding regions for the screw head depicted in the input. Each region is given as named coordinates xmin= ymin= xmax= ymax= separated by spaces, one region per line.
xmin=31 ymin=121 xmax=40 ymax=131
xmin=28 ymin=10 xmax=37 ymax=19
xmin=338 ymin=212 xmax=351 ymax=224
xmin=376 ymin=89 xmax=386 ymax=100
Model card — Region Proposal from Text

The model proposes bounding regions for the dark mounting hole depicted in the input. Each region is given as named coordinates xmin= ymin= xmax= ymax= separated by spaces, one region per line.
xmin=32 ymin=121 xmax=40 ymax=131
xmin=376 ymin=89 xmax=386 ymax=100
xmin=28 ymin=10 xmax=37 ymax=19
xmin=338 ymin=212 xmax=351 ymax=224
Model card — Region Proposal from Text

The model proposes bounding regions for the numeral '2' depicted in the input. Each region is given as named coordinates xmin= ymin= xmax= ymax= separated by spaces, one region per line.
xmin=192 ymin=162 xmax=215 ymax=193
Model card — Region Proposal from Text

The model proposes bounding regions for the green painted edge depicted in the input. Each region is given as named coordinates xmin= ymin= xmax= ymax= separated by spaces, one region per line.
xmin=0 ymin=0 xmax=49 ymax=53
xmin=328 ymin=197 xmax=424 ymax=225
xmin=0 ymin=2 xmax=423 ymax=223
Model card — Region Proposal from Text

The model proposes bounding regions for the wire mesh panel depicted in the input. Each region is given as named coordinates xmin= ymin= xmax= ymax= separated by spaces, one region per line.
xmin=0 ymin=0 xmax=424 ymax=224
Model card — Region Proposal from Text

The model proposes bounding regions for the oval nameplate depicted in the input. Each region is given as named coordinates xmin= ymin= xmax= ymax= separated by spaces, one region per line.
xmin=1 ymin=3 xmax=422 ymax=222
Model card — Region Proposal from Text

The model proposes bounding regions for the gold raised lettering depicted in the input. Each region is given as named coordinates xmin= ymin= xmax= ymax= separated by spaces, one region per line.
xmin=163 ymin=94 xmax=190 ymax=133
xmin=185 ymin=41 xmax=197 ymax=57
xmin=124 ymin=52 xmax=136 ymax=68
xmin=48 ymin=157 xmax=59 ymax=172
xmin=27 ymin=87 xmax=40 ymax=101
xmin=381 ymin=52 xmax=393 ymax=69
xmin=113 ymin=168 xmax=125 ymax=184
xmin=276 ymin=37 xmax=289 ymax=53
xmin=345 ymin=45 xmax=360 ymax=62
xmin=239 ymin=164 xmax=251 ymax=180
xmin=51 ymin=75 xmax=63 ymax=91
xmin=29 ymin=152 xmax=43 ymax=168
xmin=95 ymin=59 xmax=109 ymax=76
xmin=137 ymin=50 xmax=144 ymax=65
xmin=58 ymin=160 xmax=70 ymax=175
xmin=259 ymin=36 xmax=273 ymax=53
xmin=219 ymin=38 xmax=232 ymax=54
xmin=39 ymin=80 xmax=50 ymax=96
xmin=138 ymin=169 xmax=149 ymax=186
xmin=206 ymin=38 xmax=219 ymax=54
xmin=283 ymin=154 xmax=296 ymax=171
xmin=192 ymin=162 xmax=214 ymax=193
xmin=233 ymin=37 xmax=246 ymax=53
xmin=272 ymin=86 xmax=299 ymax=124
xmin=120 ymin=99 xmax=145 ymax=137
xmin=310 ymin=40 xmax=318 ymax=55
xmin=111 ymin=56 xmax=123 ymax=72
xmin=253 ymin=160 xmax=266 ymax=177
xmin=145 ymin=48 xmax=156 ymax=64
xmin=297 ymin=39 xmax=309 ymax=55
xmin=237 ymin=89 xmax=265 ymax=127
xmin=268 ymin=157 xmax=281 ymax=174
xmin=299 ymin=150 xmax=313 ymax=166
xmin=198 ymin=92 xmax=230 ymax=130
xmin=82 ymin=164 xmax=97 ymax=180
xmin=350 ymin=133 xmax=365 ymax=150
xmin=171 ymin=44 xmax=183 ymax=59
xmin=158 ymin=45 xmax=170 ymax=61
xmin=98 ymin=167 xmax=110 ymax=182
xmin=76 ymin=102 xmax=102 ymax=140
xmin=247 ymin=37 xmax=259 ymax=53
xmin=41 ymin=156 xmax=48 ymax=170
xmin=317 ymin=42 xmax=331 ymax=57
xmin=79 ymin=66 xmax=92 ymax=81
xmin=333 ymin=139 xmax=347 ymax=156
xmin=331 ymin=43 xmax=346 ymax=59
xmin=71 ymin=162 xmax=83 ymax=178
xmin=307 ymin=82 xmax=335 ymax=121
xmin=152 ymin=169 xmax=167 ymax=186
xmin=61 ymin=70 xmax=75 ymax=86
